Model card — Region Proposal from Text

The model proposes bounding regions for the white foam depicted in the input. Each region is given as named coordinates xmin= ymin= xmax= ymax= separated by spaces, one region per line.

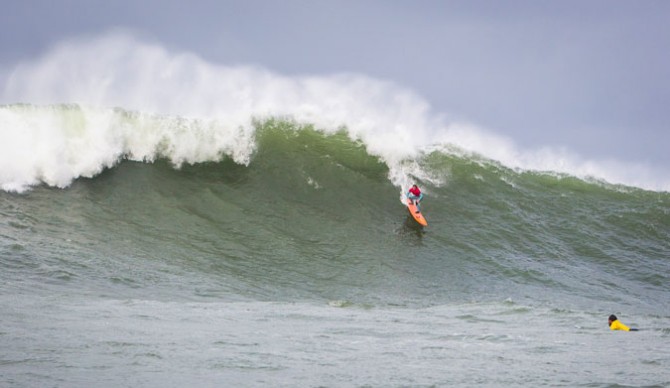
xmin=1 ymin=32 xmax=668 ymax=192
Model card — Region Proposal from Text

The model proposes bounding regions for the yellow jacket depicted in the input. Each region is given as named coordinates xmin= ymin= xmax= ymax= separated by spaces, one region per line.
xmin=609 ymin=320 xmax=630 ymax=331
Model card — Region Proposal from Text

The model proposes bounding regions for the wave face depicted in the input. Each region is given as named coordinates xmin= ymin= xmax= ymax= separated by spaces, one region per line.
xmin=2 ymin=119 xmax=668 ymax=308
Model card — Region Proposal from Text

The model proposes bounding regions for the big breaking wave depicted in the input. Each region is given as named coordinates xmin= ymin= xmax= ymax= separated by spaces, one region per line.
xmin=1 ymin=31 xmax=668 ymax=193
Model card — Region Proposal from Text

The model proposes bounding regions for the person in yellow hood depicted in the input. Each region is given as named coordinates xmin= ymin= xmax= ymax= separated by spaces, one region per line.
xmin=608 ymin=314 xmax=638 ymax=331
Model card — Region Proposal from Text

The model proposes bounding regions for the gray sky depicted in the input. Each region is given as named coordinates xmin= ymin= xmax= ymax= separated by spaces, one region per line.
xmin=2 ymin=0 xmax=669 ymax=166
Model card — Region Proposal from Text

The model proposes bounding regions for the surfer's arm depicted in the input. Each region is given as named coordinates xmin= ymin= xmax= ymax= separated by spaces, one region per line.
xmin=610 ymin=320 xmax=631 ymax=331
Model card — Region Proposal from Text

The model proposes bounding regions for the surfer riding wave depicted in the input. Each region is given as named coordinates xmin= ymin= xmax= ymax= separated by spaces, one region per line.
xmin=407 ymin=184 xmax=423 ymax=211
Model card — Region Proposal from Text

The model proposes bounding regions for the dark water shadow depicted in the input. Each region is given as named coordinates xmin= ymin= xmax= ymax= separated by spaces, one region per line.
xmin=394 ymin=215 xmax=426 ymax=246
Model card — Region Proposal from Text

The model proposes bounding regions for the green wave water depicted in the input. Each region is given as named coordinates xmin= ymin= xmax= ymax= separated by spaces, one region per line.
xmin=2 ymin=120 xmax=668 ymax=310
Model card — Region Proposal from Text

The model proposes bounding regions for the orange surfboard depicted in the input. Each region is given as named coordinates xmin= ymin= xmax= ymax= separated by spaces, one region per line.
xmin=406 ymin=198 xmax=428 ymax=226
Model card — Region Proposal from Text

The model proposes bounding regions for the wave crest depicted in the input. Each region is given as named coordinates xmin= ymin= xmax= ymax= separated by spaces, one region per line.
xmin=1 ymin=32 xmax=668 ymax=192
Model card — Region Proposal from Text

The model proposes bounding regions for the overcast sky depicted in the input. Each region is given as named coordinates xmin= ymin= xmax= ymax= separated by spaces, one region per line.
xmin=1 ymin=0 xmax=669 ymax=166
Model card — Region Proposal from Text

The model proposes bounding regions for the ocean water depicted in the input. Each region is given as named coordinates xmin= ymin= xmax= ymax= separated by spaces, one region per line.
xmin=1 ymin=35 xmax=669 ymax=387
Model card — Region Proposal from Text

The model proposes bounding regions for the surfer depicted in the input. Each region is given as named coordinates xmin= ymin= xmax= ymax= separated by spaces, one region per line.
xmin=608 ymin=314 xmax=638 ymax=331
xmin=407 ymin=184 xmax=423 ymax=211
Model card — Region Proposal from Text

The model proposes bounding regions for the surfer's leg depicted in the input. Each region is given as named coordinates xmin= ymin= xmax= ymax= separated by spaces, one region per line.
xmin=408 ymin=194 xmax=419 ymax=205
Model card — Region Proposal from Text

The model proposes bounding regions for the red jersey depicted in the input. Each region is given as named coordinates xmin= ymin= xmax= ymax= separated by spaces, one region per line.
xmin=409 ymin=186 xmax=421 ymax=196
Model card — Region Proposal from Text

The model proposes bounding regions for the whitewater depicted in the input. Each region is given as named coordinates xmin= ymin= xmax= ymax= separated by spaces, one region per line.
xmin=1 ymin=33 xmax=669 ymax=387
